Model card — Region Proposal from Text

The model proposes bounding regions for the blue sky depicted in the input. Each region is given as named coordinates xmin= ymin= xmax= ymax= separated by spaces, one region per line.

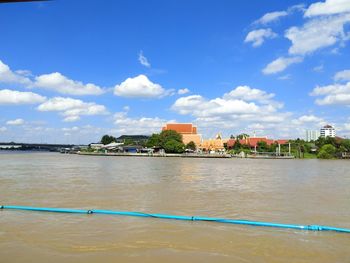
xmin=1 ymin=0 xmax=350 ymax=144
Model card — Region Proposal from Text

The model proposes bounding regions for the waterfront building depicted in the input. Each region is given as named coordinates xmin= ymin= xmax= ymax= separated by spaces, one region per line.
xmin=200 ymin=133 xmax=228 ymax=152
xmin=226 ymin=137 xmax=289 ymax=152
xmin=320 ymin=125 xmax=336 ymax=138
xmin=162 ymin=123 xmax=202 ymax=146
xmin=305 ymin=130 xmax=320 ymax=142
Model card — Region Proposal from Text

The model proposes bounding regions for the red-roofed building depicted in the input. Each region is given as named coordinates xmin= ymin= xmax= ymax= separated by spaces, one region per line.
xmin=162 ymin=123 xmax=197 ymax=134
xmin=226 ymin=137 xmax=290 ymax=149
xmin=162 ymin=123 xmax=201 ymax=146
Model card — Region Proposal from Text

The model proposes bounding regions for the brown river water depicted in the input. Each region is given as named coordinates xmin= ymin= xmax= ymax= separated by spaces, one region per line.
xmin=0 ymin=152 xmax=349 ymax=262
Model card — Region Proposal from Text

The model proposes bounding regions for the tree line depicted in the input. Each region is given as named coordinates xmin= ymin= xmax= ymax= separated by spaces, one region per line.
xmin=100 ymin=130 xmax=196 ymax=153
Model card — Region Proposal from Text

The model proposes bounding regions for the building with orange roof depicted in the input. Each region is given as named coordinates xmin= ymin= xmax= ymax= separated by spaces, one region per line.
xmin=226 ymin=137 xmax=290 ymax=149
xmin=162 ymin=123 xmax=202 ymax=147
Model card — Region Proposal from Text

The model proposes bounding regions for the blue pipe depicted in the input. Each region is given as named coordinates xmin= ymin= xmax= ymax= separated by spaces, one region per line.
xmin=1 ymin=205 xmax=350 ymax=234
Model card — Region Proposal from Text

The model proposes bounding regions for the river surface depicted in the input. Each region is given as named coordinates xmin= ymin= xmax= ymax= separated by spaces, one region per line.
xmin=0 ymin=152 xmax=349 ymax=262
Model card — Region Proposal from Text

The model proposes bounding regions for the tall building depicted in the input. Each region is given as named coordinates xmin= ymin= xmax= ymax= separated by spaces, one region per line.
xmin=320 ymin=125 xmax=336 ymax=138
xmin=305 ymin=130 xmax=320 ymax=142
xmin=162 ymin=123 xmax=202 ymax=146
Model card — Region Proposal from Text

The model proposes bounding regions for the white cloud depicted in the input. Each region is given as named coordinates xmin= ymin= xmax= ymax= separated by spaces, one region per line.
xmin=138 ymin=51 xmax=151 ymax=68
xmin=291 ymin=115 xmax=324 ymax=125
xmin=0 ymin=60 xmax=32 ymax=85
xmin=343 ymin=122 xmax=350 ymax=131
xmin=114 ymin=111 xmax=173 ymax=135
xmin=62 ymin=126 xmax=79 ymax=132
xmin=178 ymin=88 xmax=190 ymax=95
xmin=37 ymin=97 xmax=108 ymax=122
xmin=244 ymin=28 xmax=277 ymax=47
xmin=254 ymin=4 xmax=305 ymax=25
xmin=0 ymin=59 xmax=105 ymax=96
xmin=114 ymin=74 xmax=173 ymax=98
xmin=305 ymin=0 xmax=350 ymax=17
xmin=171 ymin=86 xmax=295 ymax=139
xmin=33 ymin=72 xmax=104 ymax=95
xmin=0 ymin=127 xmax=7 ymax=132
xmin=278 ymin=74 xmax=291 ymax=80
xmin=334 ymin=69 xmax=350 ymax=81
xmin=172 ymin=86 xmax=285 ymax=121
xmin=313 ymin=64 xmax=324 ymax=72
xmin=6 ymin=118 xmax=25 ymax=126
xmin=0 ymin=89 xmax=46 ymax=105
xmin=285 ymin=14 xmax=350 ymax=55
xmin=262 ymin=56 xmax=303 ymax=74
xmin=223 ymin=85 xmax=275 ymax=102
xmin=310 ymin=81 xmax=350 ymax=105
xmin=255 ymin=11 xmax=288 ymax=25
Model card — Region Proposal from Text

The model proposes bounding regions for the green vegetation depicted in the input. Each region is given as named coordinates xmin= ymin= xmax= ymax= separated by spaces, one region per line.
xmin=186 ymin=141 xmax=196 ymax=151
xmin=117 ymin=135 xmax=149 ymax=146
xmin=100 ymin=134 xmax=117 ymax=145
xmin=227 ymin=133 xmax=350 ymax=159
xmin=317 ymin=144 xmax=336 ymax=159
xmin=146 ymin=130 xmax=185 ymax=153
xmin=289 ymin=136 xmax=350 ymax=159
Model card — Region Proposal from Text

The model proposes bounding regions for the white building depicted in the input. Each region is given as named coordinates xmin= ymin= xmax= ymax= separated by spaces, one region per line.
xmin=320 ymin=125 xmax=336 ymax=138
xmin=305 ymin=130 xmax=320 ymax=142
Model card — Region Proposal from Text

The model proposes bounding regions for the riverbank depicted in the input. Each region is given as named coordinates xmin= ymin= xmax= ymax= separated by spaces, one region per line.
xmin=77 ymin=151 xmax=232 ymax=158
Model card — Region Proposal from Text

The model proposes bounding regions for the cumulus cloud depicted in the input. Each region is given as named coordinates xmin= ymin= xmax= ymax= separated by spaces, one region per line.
xmin=255 ymin=11 xmax=288 ymax=25
xmin=291 ymin=115 xmax=324 ymax=125
xmin=170 ymin=86 xmax=296 ymax=138
xmin=305 ymin=0 xmax=350 ymax=17
xmin=37 ymin=97 xmax=108 ymax=122
xmin=244 ymin=28 xmax=277 ymax=47
xmin=177 ymin=88 xmax=190 ymax=95
xmin=0 ymin=59 xmax=105 ymax=96
xmin=6 ymin=118 xmax=25 ymax=126
xmin=256 ymin=2 xmax=350 ymax=74
xmin=0 ymin=60 xmax=32 ymax=85
xmin=0 ymin=89 xmax=46 ymax=105
xmin=114 ymin=111 xmax=173 ymax=135
xmin=334 ymin=69 xmax=350 ymax=81
xmin=223 ymin=85 xmax=275 ymax=102
xmin=262 ymin=56 xmax=303 ymax=74
xmin=33 ymin=72 xmax=104 ymax=95
xmin=310 ymin=81 xmax=350 ymax=105
xmin=172 ymin=86 xmax=286 ymax=122
xmin=114 ymin=74 xmax=173 ymax=98
xmin=285 ymin=14 xmax=350 ymax=55
xmin=138 ymin=51 xmax=151 ymax=68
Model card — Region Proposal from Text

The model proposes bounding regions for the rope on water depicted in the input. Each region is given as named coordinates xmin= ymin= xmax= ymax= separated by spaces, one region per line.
xmin=1 ymin=205 xmax=350 ymax=234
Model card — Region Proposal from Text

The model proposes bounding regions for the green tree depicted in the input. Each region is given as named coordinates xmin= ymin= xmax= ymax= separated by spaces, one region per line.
xmin=146 ymin=130 xmax=185 ymax=153
xmin=159 ymin=130 xmax=183 ymax=146
xmin=145 ymin=133 xmax=160 ymax=147
xmin=100 ymin=134 xmax=117 ymax=145
xmin=317 ymin=144 xmax=336 ymax=159
xmin=340 ymin=139 xmax=350 ymax=151
xmin=236 ymin=133 xmax=249 ymax=140
xmin=233 ymin=139 xmax=242 ymax=152
xmin=186 ymin=141 xmax=196 ymax=151
xmin=163 ymin=139 xmax=185 ymax=153
xmin=257 ymin=141 xmax=268 ymax=152
xmin=123 ymin=138 xmax=134 ymax=145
